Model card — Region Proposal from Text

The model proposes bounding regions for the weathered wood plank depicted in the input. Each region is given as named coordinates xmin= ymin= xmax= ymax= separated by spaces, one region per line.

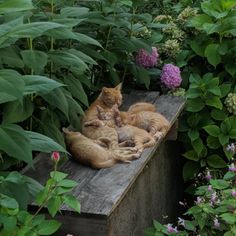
xmin=22 ymin=92 xmax=185 ymax=217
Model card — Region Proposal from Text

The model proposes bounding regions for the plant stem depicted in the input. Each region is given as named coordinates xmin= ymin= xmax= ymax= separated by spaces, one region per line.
xmin=50 ymin=0 xmax=54 ymax=78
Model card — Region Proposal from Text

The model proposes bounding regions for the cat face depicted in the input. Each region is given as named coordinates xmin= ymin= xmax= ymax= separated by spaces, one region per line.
xmin=101 ymin=83 xmax=122 ymax=107
xmin=121 ymin=113 xmax=136 ymax=126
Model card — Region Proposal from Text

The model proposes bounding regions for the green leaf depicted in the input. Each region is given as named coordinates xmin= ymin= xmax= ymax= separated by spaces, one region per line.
xmin=42 ymin=88 xmax=69 ymax=120
xmin=207 ymin=155 xmax=227 ymax=168
xmin=203 ymin=125 xmax=220 ymax=137
xmin=190 ymin=41 xmax=205 ymax=57
xmin=192 ymin=138 xmax=204 ymax=156
xmin=10 ymin=22 xmax=65 ymax=39
xmin=0 ymin=47 xmax=24 ymax=68
xmin=206 ymin=96 xmax=222 ymax=109
xmin=219 ymin=134 xmax=229 ymax=145
xmin=63 ymin=195 xmax=80 ymax=213
xmin=229 ymin=129 xmax=236 ymax=139
xmin=22 ymin=75 xmax=64 ymax=95
xmin=25 ymin=131 xmax=67 ymax=153
xmin=223 ymin=171 xmax=236 ymax=180
xmin=49 ymin=50 xmax=88 ymax=72
xmin=0 ymin=70 xmax=24 ymax=104
xmin=220 ymin=119 xmax=232 ymax=134
xmin=220 ymin=84 xmax=231 ymax=97
xmin=0 ymin=194 xmax=18 ymax=209
xmin=50 ymin=171 xmax=68 ymax=182
xmin=60 ymin=7 xmax=89 ymax=18
xmin=204 ymin=44 xmax=221 ymax=67
xmin=47 ymin=196 xmax=62 ymax=217
xmin=188 ymin=129 xmax=199 ymax=142
xmin=57 ymin=180 xmax=77 ymax=188
xmin=74 ymin=33 xmax=102 ymax=47
xmin=0 ymin=0 xmax=33 ymax=13
xmin=65 ymin=76 xmax=88 ymax=107
xmin=21 ymin=50 xmax=48 ymax=73
xmin=210 ymin=179 xmax=230 ymax=190
xmin=186 ymin=99 xmax=205 ymax=112
xmin=183 ymin=161 xmax=200 ymax=181
xmin=220 ymin=213 xmax=236 ymax=224
xmin=190 ymin=14 xmax=213 ymax=29
xmin=0 ymin=124 xmax=32 ymax=165
xmin=211 ymin=109 xmax=227 ymax=121
xmin=183 ymin=150 xmax=199 ymax=161
xmin=207 ymin=136 xmax=221 ymax=149
xmin=2 ymin=216 xmax=17 ymax=231
xmin=2 ymin=97 xmax=34 ymax=124
xmin=37 ymin=220 xmax=61 ymax=235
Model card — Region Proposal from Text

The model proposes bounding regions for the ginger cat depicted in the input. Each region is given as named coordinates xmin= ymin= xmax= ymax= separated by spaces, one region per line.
xmin=81 ymin=83 xmax=125 ymax=149
xmin=117 ymin=125 xmax=156 ymax=154
xmin=63 ymin=128 xmax=139 ymax=169
xmin=120 ymin=111 xmax=170 ymax=140
xmin=86 ymin=105 xmax=156 ymax=154
xmin=127 ymin=102 xmax=156 ymax=113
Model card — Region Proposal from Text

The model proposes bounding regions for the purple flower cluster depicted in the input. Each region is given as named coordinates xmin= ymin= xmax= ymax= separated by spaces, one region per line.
xmin=160 ymin=64 xmax=182 ymax=89
xmin=135 ymin=47 xmax=159 ymax=68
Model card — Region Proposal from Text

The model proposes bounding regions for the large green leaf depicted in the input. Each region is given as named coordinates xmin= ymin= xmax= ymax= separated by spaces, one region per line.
xmin=186 ymin=99 xmax=205 ymax=112
xmin=21 ymin=50 xmax=48 ymax=73
xmin=0 ymin=124 xmax=32 ymax=165
xmin=9 ymin=22 xmax=65 ymax=39
xmin=206 ymin=95 xmax=222 ymax=109
xmin=0 ymin=47 xmax=24 ymax=68
xmin=0 ymin=70 xmax=24 ymax=104
xmin=0 ymin=0 xmax=33 ymax=14
xmin=49 ymin=50 xmax=88 ymax=72
xmin=22 ymin=75 xmax=64 ymax=95
xmin=42 ymin=88 xmax=69 ymax=120
xmin=204 ymin=125 xmax=220 ymax=137
xmin=63 ymin=195 xmax=80 ymax=213
xmin=74 ymin=33 xmax=102 ymax=47
xmin=204 ymin=44 xmax=221 ymax=67
xmin=207 ymin=154 xmax=227 ymax=168
xmin=60 ymin=7 xmax=89 ymax=18
xmin=37 ymin=220 xmax=61 ymax=235
xmin=25 ymin=131 xmax=67 ymax=153
xmin=65 ymin=75 xmax=88 ymax=107
xmin=2 ymin=97 xmax=34 ymax=124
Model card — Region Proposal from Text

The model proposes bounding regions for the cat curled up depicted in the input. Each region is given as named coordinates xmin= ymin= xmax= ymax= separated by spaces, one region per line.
xmin=120 ymin=110 xmax=170 ymax=140
xmin=63 ymin=128 xmax=139 ymax=169
xmin=85 ymin=105 xmax=156 ymax=154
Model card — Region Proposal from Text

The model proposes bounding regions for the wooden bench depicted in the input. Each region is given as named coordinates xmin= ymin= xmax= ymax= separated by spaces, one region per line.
xmin=22 ymin=91 xmax=185 ymax=236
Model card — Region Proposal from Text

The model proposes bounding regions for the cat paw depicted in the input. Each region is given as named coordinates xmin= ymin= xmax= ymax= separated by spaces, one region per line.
xmin=154 ymin=131 xmax=164 ymax=140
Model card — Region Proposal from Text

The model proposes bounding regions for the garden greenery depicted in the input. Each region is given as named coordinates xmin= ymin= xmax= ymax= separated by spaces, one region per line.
xmin=0 ymin=0 xmax=236 ymax=234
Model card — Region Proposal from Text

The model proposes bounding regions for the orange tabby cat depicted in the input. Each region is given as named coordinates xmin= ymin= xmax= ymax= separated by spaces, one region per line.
xmin=86 ymin=106 xmax=156 ymax=154
xmin=119 ymin=111 xmax=170 ymax=140
xmin=127 ymin=102 xmax=156 ymax=113
xmin=63 ymin=128 xmax=139 ymax=169
xmin=81 ymin=83 xmax=125 ymax=150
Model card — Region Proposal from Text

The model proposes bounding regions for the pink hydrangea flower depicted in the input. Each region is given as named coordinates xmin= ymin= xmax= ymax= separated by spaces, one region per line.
xmin=51 ymin=151 xmax=60 ymax=162
xmin=160 ymin=64 xmax=182 ymax=89
xmin=135 ymin=47 xmax=159 ymax=68
xmin=232 ymin=189 xmax=236 ymax=197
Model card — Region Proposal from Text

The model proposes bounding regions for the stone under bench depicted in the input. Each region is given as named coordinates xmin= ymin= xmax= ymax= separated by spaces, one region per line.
xmin=22 ymin=91 xmax=186 ymax=236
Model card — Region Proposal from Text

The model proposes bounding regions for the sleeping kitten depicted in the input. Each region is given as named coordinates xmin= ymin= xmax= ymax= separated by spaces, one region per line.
xmin=85 ymin=105 xmax=156 ymax=154
xmin=63 ymin=128 xmax=139 ymax=169
xmin=120 ymin=111 xmax=170 ymax=140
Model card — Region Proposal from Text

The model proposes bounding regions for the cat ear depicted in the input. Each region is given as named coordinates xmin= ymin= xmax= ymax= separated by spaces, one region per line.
xmin=115 ymin=83 xmax=122 ymax=90
xmin=130 ymin=114 xmax=136 ymax=121
xmin=102 ymin=87 xmax=109 ymax=94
